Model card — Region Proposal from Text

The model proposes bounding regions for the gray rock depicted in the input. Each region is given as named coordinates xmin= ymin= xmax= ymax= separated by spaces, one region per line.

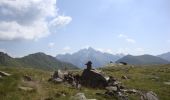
xmin=53 ymin=78 xmax=63 ymax=83
xmin=141 ymin=91 xmax=159 ymax=100
xmin=105 ymin=86 xmax=118 ymax=92
xmin=70 ymin=93 xmax=96 ymax=100
xmin=70 ymin=93 xmax=87 ymax=100
xmin=0 ymin=71 xmax=11 ymax=76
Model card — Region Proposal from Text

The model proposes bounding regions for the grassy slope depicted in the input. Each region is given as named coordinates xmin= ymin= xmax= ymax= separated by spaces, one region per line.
xmin=0 ymin=64 xmax=170 ymax=100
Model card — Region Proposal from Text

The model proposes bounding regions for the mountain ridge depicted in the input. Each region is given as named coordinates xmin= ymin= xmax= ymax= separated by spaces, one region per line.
xmin=56 ymin=47 xmax=125 ymax=68
xmin=116 ymin=54 xmax=170 ymax=65
xmin=158 ymin=52 xmax=170 ymax=61
xmin=0 ymin=52 xmax=78 ymax=70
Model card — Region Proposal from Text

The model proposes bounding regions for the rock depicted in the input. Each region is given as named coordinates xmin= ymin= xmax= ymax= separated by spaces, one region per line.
xmin=23 ymin=75 xmax=32 ymax=81
xmin=141 ymin=91 xmax=159 ymax=100
xmin=55 ymin=92 xmax=66 ymax=97
xmin=70 ymin=93 xmax=96 ymax=100
xmin=71 ymin=93 xmax=87 ymax=100
xmin=164 ymin=82 xmax=170 ymax=85
xmin=0 ymin=71 xmax=11 ymax=77
xmin=126 ymin=89 xmax=137 ymax=94
xmin=53 ymin=78 xmax=63 ymax=83
xmin=81 ymin=69 xmax=107 ymax=88
xmin=18 ymin=86 xmax=34 ymax=92
xmin=106 ymin=86 xmax=118 ymax=92
xmin=121 ymin=75 xmax=128 ymax=80
xmin=53 ymin=70 xmax=68 ymax=79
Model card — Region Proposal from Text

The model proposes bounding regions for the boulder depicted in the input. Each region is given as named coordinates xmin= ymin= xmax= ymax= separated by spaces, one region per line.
xmin=23 ymin=75 xmax=32 ymax=81
xmin=53 ymin=78 xmax=63 ymax=83
xmin=0 ymin=71 xmax=11 ymax=76
xmin=70 ymin=93 xmax=96 ymax=100
xmin=81 ymin=69 xmax=107 ymax=88
xmin=105 ymin=86 xmax=118 ymax=92
xmin=141 ymin=91 xmax=159 ymax=100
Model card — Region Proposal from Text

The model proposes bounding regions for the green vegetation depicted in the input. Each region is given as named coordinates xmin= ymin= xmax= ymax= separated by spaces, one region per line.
xmin=0 ymin=52 xmax=78 ymax=71
xmin=0 ymin=64 xmax=170 ymax=100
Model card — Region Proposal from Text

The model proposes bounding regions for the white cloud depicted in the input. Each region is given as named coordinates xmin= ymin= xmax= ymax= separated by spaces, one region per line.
xmin=48 ymin=42 xmax=55 ymax=48
xmin=0 ymin=48 xmax=6 ymax=53
xmin=0 ymin=0 xmax=72 ymax=41
xmin=50 ymin=16 xmax=72 ymax=28
xmin=118 ymin=34 xmax=136 ymax=44
xmin=116 ymin=48 xmax=130 ymax=55
xmin=135 ymin=48 xmax=145 ymax=52
xmin=63 ymin=46 xmax=71 ymax=51
xmin=96 ymin=48 xmax=113 ymax=54
xmin=81 ymin=45 xmax=91 ymax=49
xmin=118 ymin=34 xmax=128 ymax=38
xmin=126 ymin=38 xmax=136 ymax=43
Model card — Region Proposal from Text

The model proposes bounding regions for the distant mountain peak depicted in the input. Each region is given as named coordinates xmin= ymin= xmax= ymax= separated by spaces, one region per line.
xmin=56 ymin=48 xmax=125 ymax=68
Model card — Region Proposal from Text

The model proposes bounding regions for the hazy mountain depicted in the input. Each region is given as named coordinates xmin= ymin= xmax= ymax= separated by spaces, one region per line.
xmin=56 ymin=47 xmax=125 ymax=68
xmin=157 ymin=52 xmax=170 ymax=61
xmin=0 ymin=52 xmax=77 ymax=70
xmin=116 ymin=54 xmax=170 ymax=65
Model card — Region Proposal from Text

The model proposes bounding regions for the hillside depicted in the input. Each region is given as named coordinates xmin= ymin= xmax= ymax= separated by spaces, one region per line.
xmin=0 ymin=64 xmax=170 ymax=100
xmin=116 ymin=54 xmax=170 ymax=65
xmin=0 ymin=52 xmax=20 ymax=67
xmin=0 ymin=52 xmax=77 ymax=70
xmin=158 ymin=52 xmax=170 ymax=61
xmin=56 ymin=47 xmax=124 ymax=68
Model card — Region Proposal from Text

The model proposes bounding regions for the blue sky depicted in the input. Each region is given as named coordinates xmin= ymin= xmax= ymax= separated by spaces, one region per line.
xmin=0 ymin=0 xmax=170 ymax=57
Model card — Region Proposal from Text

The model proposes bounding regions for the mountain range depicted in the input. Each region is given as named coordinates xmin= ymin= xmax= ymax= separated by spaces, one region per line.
xmin=1 ymin=47 xmax=170 ymax=69
xmin=0 ymin=52 xmax=77 ymax=70
xmin=56 ymin=47 xmax=125 ymax=68
xmin=56 ymin=47 xmax=170 ymax=67
xmin=116 ymin=54 xmax=170 ymax=65
xmin=157 ymin=52 xmax=170 ymax=61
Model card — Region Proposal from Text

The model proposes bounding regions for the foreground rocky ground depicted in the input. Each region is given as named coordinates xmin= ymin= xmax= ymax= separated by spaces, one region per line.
xmin=0 ymin=64 xmax=170 ymax=100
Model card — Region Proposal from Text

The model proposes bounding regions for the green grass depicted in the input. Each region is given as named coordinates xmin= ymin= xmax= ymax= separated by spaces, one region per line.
xmin=0 ymin=64 xmax=170 ymax=100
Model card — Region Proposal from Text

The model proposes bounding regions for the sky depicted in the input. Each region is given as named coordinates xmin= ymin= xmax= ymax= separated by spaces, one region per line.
xmin=0 ymin=0 xmax=170 ymax=57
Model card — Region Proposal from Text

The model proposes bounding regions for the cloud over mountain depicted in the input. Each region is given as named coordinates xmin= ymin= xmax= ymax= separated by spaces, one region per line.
xmin=0 ymin=0 xmax=72 ymax=40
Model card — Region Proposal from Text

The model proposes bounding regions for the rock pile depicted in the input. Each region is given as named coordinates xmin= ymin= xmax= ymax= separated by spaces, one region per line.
xmin=49 ymin=70 xmax=81 ymax=89
xmin=49 ymin=61 xmax=159 ymax=100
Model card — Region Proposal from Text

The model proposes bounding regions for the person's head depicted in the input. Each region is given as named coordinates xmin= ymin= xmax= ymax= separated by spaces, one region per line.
xmin=85 ymin=61 xmax=92 ymax=66
xmin=85 ymin=61 xmax=92 ymax=70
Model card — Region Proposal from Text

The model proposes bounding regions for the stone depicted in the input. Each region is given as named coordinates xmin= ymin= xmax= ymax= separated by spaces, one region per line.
xmin=81 ymin=69 xmax=107 ymax=88
xmin=164 ymin=82 xmax=170 ymax=85
xmin=53 ymin=78 xmax=63 ymax=83
xmin=105 ymin=86 xmax=118 ymax=92
xmin=0 ymin=71 xmax=11 ymax=76
xmin=121 ymin=75 xmax=128 ymax=80
xmin=23 ymin=75 xmax=32 ymax=81
xmin=141 ymin=91 xmax=159 ymax=100
xmin=126 ymin=89 xmax=137 ymax=94
xmin=18 ymin=86 xmax=34 ymax=92
xmin=70 ymin=93 xmax=96 ymax=100
xmin=70 ymin=93 xmax=87 ymax=100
